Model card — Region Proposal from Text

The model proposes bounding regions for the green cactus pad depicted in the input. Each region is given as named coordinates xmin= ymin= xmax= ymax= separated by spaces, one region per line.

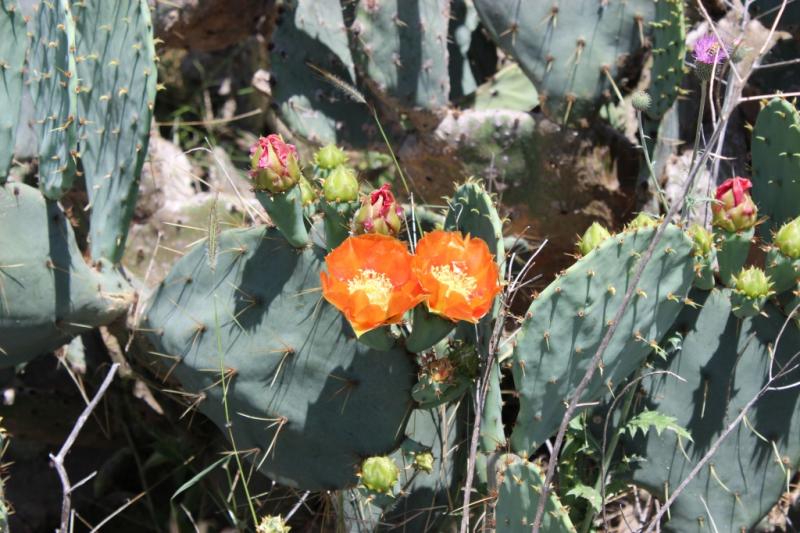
xmin=0 ymin=2 xmax=27 ymax=181
xmin=448 ymin=0 xmax=479 ymax=99
xmin=143 ymin=226 xmax=415 ymax=490
xmin=0 ymin=183 xmax=133 ymax=366
xmin=716 ymin=228 xmax=754 ymax=287
xmin=766 ymin=247 xmax=799 ymax=294
xmin=474 ymin=0 xmax=655 ymax=123
xmin=29 ymin=0 xmax=79 ymax=199
xmin=256 ymin=188 xmax=310 ymax=248
xmin=751 ymin=98 xmax=800 ymax=238
xmin=473 ymin=63 xmax=539 ymax=112
xmin=352 ymin=0 xmax=450 ymax=112
xmin=270 ymin=0 xmax=367 ymax=146
xmin=494 ymin=454 xmax=576 ymax=533
xmin=645 ymin=0 xmax=686 ymax=122
xmin=73 ymin=0 xmax=157 ymax=262
xmin=633 ymin=289 xmax=800 ymax=532
xmin=510 ymin=224 xmax=694 ymax=454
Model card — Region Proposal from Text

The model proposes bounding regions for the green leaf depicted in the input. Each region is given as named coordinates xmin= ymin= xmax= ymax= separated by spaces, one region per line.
xmin=625 ymin=409 xmax=693 ymax=441
xmin=171 ymin=455 xmax=231 ymax=501
xmin=566 ymin=484 xmax=602 ymax=512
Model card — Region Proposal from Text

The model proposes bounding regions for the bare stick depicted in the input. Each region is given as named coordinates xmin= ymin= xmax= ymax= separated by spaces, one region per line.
xmin=50 ymin=363 xmax=120 ymax=533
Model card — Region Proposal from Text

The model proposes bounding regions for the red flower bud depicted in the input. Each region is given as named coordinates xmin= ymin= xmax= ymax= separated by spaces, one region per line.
xmin=352 ymin=184 xmax=404 ymax=236
xmin=712 ymin=177 xmax=758 ymax=232
xmin=249 ymin=134 xmax=302 ymax=193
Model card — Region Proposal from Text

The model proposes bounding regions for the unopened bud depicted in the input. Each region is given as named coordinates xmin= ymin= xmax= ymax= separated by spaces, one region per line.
xmin=577 ymin=222 xmax=611 ymax=256
xmin=323 ymin=166 xmax=359 ymax=203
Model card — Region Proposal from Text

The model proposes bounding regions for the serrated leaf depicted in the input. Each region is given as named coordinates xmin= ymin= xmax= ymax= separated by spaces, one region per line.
xmin=626 ymin=409 xmax=693 ymax=441
xmin=566 ymin=484 xmax=602 ymax=512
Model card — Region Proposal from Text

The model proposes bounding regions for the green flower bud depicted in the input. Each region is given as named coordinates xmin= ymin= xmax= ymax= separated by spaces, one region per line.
xmin=256 ymin=515 xmax=291 ymax=533
xmin=688 ymin=224 xmax=714 ymax=257
xmin=314 ymin=144 xmax=348 ymax=169
xmin=352 ymin=184 xmax=404 ymax=236
xmin=775 ymin=216 xmax=800 ymax=259
xmin=732 ymin=267 xmax=774 ymax=299
xmin=631 ymin=91 xmax=652 ymax=112
xmin=626 ymin=212 xmax=658 ymax=231
xmin=249 ymin=134 xmax=302 ymax=194
xmin=577 ymin=222 xmax=611 ymax=256
xmin=360 ymin=456 xmax=399 ymax=494
xmin=323 ymin=166 xmax=359 ymax=203
xmin=413 ymin=451 xmax=434 ymax=474
xmin=298 ymin=176 xmax=316 ymax=206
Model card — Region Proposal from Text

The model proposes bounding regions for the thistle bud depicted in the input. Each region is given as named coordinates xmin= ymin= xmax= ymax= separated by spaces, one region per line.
xmin=688 ymin=224 xmax=713 ymax=257
xmin=631 ymin=91 xmax=652 ymax=112
xmin=360 ymin=456 xmax=399 ymax=494
xmin=323 ymin=166 xmax=359 ymax=203
xmin=352 ymin=184 xmax=404 ymax=236
xmin=314 ymin=144 xmax=348 ymax=169
xmin=413 ymin=451 xmax=434 ymax=474
xmin=711 ymin=177 xmax=758 ymax=232
xmin=577 ymin=222 xmax=611 ymax=256
xmin=732 ymin=267 xmax=774 ymax=299
xmin=775 ymin=216 xmax=800 ymax=259
xmin=249 ymin=134 xmax=301 ymax=194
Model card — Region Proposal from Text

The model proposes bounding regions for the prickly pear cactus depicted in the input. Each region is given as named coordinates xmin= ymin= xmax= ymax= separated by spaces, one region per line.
xmin=494 ymin=454 xmax=576 ymax=533
xmin=751 ymin=98 xmax=800 ymax=238
xmin=0 ymin=182 xmax=133 ymax=366
xmin=352 ymin=0 xmax=450 ymax=113
xmin=510 ymin=224 xmax=695 ymax=454
xmin=270 ymin=0 xmax=367 ymax=146
xmin=473 ymin=0 xmax=656 ymax=122
xmin=28 ymin=0 xmax=79 ymax=199
xmin=143 ymin=226 xmax=415 ymax=489
xmin=72 ymin=0 xmax=157 ymax=262
xmin=633 ymin=289 xmax=800 ymax=532
xmin=473 ymin=63 xmax=539 ymax=112
xmin=645 ymin=0 xmax=686 ymax=123
xmin=0 ymin=1 xmax=27 ymax=181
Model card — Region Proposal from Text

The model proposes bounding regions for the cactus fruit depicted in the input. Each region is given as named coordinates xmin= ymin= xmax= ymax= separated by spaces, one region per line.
xmin=633 ymin=289 xmax=800 ymax=532
xmin=0 ymin=182 xmax=133 ymax=366
xmin=411 ymin=355 xmax=469 ymax=408
xmin=352 ymin=0 xmax=450 ymax=113
xmin=751 ymin=98 xmax=800 ymax=238
xmin=510 ymin=224 xmax=694 ymax=454
xmin=0 ymin=2 xmax=27 ymax=181
xmin=314 ymin=144 xmax=349 ymax=170
xmin=687 ymin=224 xmax=715 ymax=291
xmin=645 ymin=0 xmax=686 ymax=122
xmin=28 ymin=0 xmax=79 ymax=199
xmin=494 ymin=454 xmax=575 ymax=533
xmin=323 ymin=166 xmax=359 ymax=203
xmin=731 ymin=267 xmax=774 ymax=318
xmin=767 ymin=216 xmax=800 ymax=293
xmin=143 ymin=225 xmax=415 ymax=489
xmin=576 ymin=222 xmax=611 ymax=256
xmin=72 ymin=0 xmax=157 ymax=263
xmin=359 ymin=456 xmax=400 ymax=494
xmin=473 ymin=0 xmax=656 ymax=122
xmin=269 ymin=0 xmax=367 ymax=146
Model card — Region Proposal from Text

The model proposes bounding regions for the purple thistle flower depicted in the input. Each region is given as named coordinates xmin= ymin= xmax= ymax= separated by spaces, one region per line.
xmin=693 ymin=34 xmax=728 ymax=65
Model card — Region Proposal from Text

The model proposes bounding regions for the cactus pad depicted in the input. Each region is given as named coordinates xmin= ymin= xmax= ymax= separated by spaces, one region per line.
xmin=0 ymin=1 xmax=27 ymax=181
xmin=751 ymin=98 xmax=800 ymax=238
xmin=0 ymin=182 xmax=132 ymax=366
xmin=143 ymin=226 xmax=415 ymax=490
xmin=645 ymin=0 xmax=686 ymax=122
xmin=633 ymin=289 xmax=800 ymax=532
xmin=73 ymin=0 xmax=157 ymax=262
xmin=510 ymin=224 xmax=694 ymax=454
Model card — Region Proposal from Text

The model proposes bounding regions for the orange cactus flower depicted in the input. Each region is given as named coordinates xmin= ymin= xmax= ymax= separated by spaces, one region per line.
xmin=320 ymin=234 xmax=424 ymax=337
xmin=411 ymin=230 xmax=501 ymax=323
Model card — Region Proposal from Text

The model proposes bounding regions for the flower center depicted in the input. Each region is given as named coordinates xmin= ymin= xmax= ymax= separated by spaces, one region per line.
xmin=431 ymin=263 xmax=477 ymax=299
xmin=347 ymin=269 xmax=392 ymax=310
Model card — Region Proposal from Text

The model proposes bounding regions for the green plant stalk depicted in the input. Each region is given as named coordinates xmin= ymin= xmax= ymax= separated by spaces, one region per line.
xmin=370 ymin=106 xmax=410 ymax=197
xmin=578 ymin=367 xmax=642 ymax=533
xmin=213 ymin=297 xmax=259 ymax=527
xmin=637 ymin=111 xmax=670 ymax=213
xmin=684 ymin=82 xmax=708 ymax=220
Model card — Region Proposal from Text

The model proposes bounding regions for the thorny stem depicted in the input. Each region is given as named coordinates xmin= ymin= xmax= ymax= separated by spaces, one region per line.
xmin=636 ymin=111 xmax=670 ymax=213
xmin=531 ymin=110 xmax=731 ymax=533
xmin=213 ymin=297 xmax=259 ymax=527
xmin=684 ymin=82 xmax=707 ymax=220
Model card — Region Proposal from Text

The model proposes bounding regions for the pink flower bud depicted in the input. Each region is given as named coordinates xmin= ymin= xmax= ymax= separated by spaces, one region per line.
xmin=249 ymin=134 xmax=302 ymax=193
xmin=712 ymin=177 xmax=758 ymax=232
xmin=352 ymin=184 xmax=404 ymax=236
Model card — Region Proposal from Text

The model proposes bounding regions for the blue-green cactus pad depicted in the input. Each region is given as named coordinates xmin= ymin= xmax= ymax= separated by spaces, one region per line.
xmin=0 ymin=1 xmax=27 ymax=181
xmin=510 ymin=224 xmax=694 ymax=454
xmin=143 ymin=226 xmax=416 ymax=490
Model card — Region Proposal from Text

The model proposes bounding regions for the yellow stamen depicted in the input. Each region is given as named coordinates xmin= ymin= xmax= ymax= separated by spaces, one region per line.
xmin=347 ymin=269 xmax=392 ymax=310
xmin=431 ymin=263 xmax=477 ymax=298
